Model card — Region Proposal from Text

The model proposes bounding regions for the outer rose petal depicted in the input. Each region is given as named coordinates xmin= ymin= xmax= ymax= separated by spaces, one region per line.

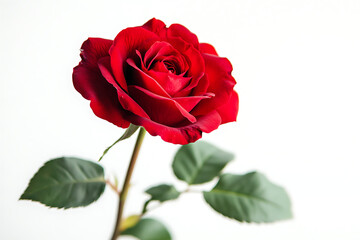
xmin=126 ymin=110 xmax=222 ymax=144
xmin=216 ymin=91 xmax=239 ymax=124
xmin=73 ymin=38 xmax=130 ymax=128
xmin=167 ymin=24 xmax=199 ymax=49
xmin=199 ymin=43 xmax=218 ymax=56
xmin=142 ymin=18 xmax=167 ymax=37
xmin=73 ymin=66 xmax=130 ymax=128
xmin=79 ymin=38 xmax=113 ymax=67
xmin=110 ymin=27 xmax=160 ymax=92
xmin=191 ymin=54 xmax=236 ymax=116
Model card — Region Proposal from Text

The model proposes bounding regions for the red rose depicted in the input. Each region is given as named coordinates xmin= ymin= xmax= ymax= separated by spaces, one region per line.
xmin=73 ymin=18 xmax=238 ymax=144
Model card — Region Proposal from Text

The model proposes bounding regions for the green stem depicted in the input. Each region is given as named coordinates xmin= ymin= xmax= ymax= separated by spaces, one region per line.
xmin=110 ymin=127 xmax=146 ymax=240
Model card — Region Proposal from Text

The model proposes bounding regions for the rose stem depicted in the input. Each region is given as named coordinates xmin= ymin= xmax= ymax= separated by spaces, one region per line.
xmin=110 ymin=127 xmax=146 ymax=240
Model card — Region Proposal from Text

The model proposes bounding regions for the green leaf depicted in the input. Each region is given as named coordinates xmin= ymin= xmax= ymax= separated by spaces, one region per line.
xmin=20 ymin=157 xmax=106 ymax=209
xmin=122 ymin=218 xmax=172 ymax=240
xmin=172 ymin=141 xmax=234 ymax=185
xmin=99 ymin=124 xmax=139 ymax=161
xmin=145 ymin=184 xmax=180 ymax=203
xmin=142 ymin=184 xmax=180 ymax=214
xmin=203 ymin=172 xmax=292 ymax=223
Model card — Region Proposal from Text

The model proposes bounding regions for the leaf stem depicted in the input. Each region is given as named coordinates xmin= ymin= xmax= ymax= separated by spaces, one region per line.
xmin=182 ymin=188 xmax=202 ymax=194
xmin=106 ymin=180 xmax=120 ymax=195
xmin=110 ymin=127 xmax=146 ymax=240
xmin=141 ymin=187 xmax=201 ymax=217
xmin=141 ymin=201 xmax=162 ymax=217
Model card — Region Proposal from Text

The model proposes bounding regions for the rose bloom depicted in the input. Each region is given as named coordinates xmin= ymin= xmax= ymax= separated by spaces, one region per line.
xmin=73 ymin=18 xmax=238 ymax=144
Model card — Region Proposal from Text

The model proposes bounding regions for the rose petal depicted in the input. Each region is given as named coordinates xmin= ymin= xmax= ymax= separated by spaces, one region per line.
xmin=151 ymin=61 xmax=169 ymax=73
xmin=166 ymin=37 xmax=205 ymax=97
xmin=216 ymin=90 xmax=239 ymax=124
xmin=73 ymin=65 xmax=130 ymax=128
xmin=146 ymin=70 xmax=192 ymax=96
xmin=173 ymin=94 xmax=213 ymax=112
xmin=142 ymin=18 xmax=167 ymax=37
xmin=144 ymin=41 xmax=174 ymax=68
xmin=127 ymin=110 xmax=222 ymax=144
xmin=79 ymin=38 xmax=113 ymax=67
xmin=98 ymin=56 xmax=150 ymax=119
xmin=128 ymin=85 xmax=197 ymax=125
xmin=191 ymin=54 xmax=236 ymax=115
xmin=126 ymin=58 xmax=170 ymax=97
xmin=143 ymin=41 xmax=189 ymax=75
xmin=199 ymin=43 xmax=218 ymax=56
xmin=167 ymin=23 xmax=199 ymax=49
xmin=190 ymin=74 xmax=209 ymax=96
xmin=73 ymin=38 xmax=130 ymax=128
xmin=110 ymin=27 xmax=160 ymax=92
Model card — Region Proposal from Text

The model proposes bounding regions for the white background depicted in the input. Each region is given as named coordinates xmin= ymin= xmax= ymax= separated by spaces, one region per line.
xmin=1 ymin=0 xmax=360 ymax=239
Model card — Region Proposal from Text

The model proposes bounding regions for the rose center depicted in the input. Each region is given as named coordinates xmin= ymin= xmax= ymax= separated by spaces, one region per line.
xmin=163 ymin=61 xmax=176 ymax=74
